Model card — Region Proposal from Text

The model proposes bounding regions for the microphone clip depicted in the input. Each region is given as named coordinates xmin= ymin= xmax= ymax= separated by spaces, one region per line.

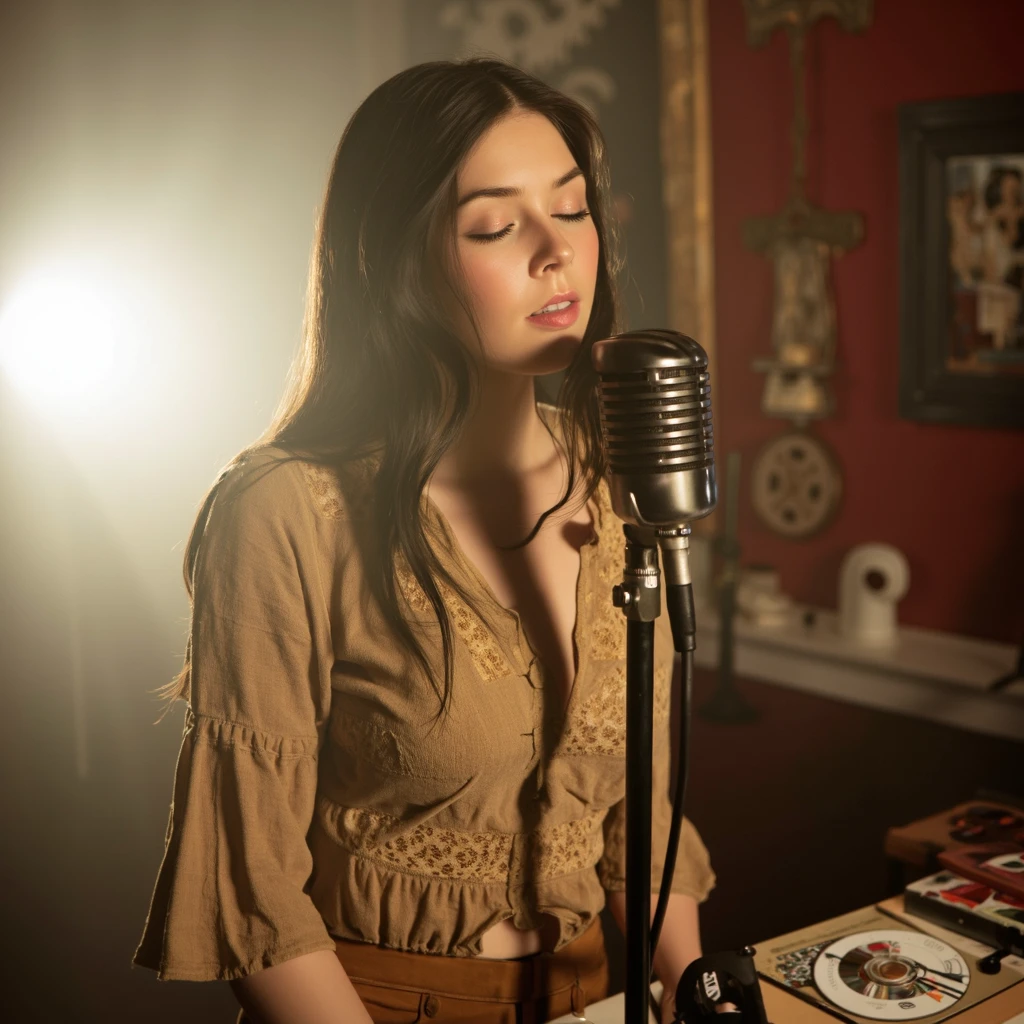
xmin=612 ymin=524 xmax=662 ymax=622
xmin=672 ymin=948 xmax=770 ymax=1024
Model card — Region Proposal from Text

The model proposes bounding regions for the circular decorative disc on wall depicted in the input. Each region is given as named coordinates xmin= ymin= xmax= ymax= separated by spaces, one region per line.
xmin=750 ymin=429 xmax=842 ymax=539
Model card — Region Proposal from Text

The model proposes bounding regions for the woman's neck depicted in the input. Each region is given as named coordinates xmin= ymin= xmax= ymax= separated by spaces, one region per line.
xmin=429 ymin=368 xmax=556 ymax=489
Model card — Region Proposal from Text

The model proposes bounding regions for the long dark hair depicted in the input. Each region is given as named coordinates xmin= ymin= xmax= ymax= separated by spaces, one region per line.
xmin=157 ymin=58 xmax=622 ymax=719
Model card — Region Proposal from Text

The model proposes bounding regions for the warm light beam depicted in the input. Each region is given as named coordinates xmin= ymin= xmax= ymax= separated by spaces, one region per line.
xmin=0 ymin=269 xmax=129 ymax=408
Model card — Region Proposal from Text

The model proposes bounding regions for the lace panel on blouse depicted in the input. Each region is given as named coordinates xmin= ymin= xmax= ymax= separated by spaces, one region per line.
xmin=394 ymin=564 xmax=513 ymax=682
xmin=588 ymin=483 xmax=628 ymax=661
xmin=558 ymin=661 xmax=671 ymax=757
xmin=320 ymin=800 xmax=606 ymax=885
xmin=298 ymin=457 xmax=514 ymax=682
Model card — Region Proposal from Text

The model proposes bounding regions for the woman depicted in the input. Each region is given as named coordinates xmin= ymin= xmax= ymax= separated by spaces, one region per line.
xmin=132 ymin=58 xmax=715 ymax=1024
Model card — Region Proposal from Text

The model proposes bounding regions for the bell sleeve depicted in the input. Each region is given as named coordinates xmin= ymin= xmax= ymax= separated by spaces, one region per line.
xmin=597 ymin=651 xmax=716 ymax=903
xmin=132 ymin=454 xmax=338 ymax=981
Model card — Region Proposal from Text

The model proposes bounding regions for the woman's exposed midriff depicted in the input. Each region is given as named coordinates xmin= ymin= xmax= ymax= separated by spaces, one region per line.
xmin=476 ymin=915 xmax=561 ymax=959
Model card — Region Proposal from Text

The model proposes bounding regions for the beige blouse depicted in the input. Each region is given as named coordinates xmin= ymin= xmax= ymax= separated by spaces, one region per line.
xmin=132 ymin=418 xmax=715 ymax=983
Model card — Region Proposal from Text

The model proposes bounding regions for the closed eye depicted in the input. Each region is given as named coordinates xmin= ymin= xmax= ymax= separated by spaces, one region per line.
xmin=466 ymin=209 xmax=591 ymax=244
xmin=467 ymin=224 xmax=514 ymax=243
xmin=555 ymin=209 xmax=591 ymax=222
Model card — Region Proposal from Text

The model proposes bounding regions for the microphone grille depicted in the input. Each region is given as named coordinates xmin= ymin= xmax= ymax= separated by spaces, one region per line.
xmin=592 ymin=330 xmax=714 ymax=475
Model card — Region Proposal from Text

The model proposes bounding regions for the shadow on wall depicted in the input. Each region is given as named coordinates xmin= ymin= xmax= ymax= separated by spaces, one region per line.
xmin=0 ymin=386 xmax=237 ymax=1023
xmin=960 ymin=483 xmax=1024 ymax=646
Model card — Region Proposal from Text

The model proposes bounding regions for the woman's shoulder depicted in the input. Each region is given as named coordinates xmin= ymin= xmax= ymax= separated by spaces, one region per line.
xmin=209 ymin=444 xmax=375 ymax=531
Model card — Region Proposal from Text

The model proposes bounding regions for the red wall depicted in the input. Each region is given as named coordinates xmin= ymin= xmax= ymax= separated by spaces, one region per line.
xmin=707 ymin=0 xmax=1024 ymax=644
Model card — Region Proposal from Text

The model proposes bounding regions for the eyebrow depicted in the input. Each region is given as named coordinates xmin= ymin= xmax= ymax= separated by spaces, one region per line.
xmin=456 ymin=167 xmax=584 ymax=208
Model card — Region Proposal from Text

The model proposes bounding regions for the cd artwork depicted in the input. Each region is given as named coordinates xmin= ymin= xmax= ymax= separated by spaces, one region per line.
xmin=813 ymin=930 xmax=969 ymax=1020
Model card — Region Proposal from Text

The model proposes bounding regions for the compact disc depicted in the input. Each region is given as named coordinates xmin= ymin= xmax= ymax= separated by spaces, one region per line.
xmin=813 ymin=930 xmax=969 ymax=1020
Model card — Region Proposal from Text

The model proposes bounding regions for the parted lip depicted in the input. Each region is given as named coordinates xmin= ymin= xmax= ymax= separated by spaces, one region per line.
xmin=530 ymin=290 xmax=579 ymax=316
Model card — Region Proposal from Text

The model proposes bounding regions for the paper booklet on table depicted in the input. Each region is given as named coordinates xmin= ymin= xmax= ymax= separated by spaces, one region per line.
xmin=937 ymin=845 xmax=1024 ymax=905
xmin=903 ymin=870 xmax=1024 ymax=957
xmin=753 ymin=901 xmax=1023 ymax=1024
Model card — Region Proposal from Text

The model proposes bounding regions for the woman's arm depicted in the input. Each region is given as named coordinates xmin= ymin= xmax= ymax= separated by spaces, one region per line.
xmin=607 ymin=890 xmax=736 ymax=1023
xmin=606 ymin=890 xmax=701 ymax=1018
xmin=229 ymin=949 xmax=374 ymax=1024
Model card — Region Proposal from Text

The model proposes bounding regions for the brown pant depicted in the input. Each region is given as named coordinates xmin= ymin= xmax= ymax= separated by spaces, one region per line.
xmin=235 ymin=918 xmax=608 ymax=1024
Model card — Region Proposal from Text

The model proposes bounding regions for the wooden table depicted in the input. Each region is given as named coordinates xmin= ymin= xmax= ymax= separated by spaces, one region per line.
xmin=550 ymin=900 xmax=1024 ymax=1023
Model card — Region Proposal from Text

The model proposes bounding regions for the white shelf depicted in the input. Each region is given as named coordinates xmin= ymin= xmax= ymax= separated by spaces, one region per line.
xmin=692 ymin=603 xmax=1024 ymax=742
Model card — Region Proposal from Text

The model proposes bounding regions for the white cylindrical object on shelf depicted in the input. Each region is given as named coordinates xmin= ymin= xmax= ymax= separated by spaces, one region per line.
xmin=838 ymin=542 xmax=910 ymax=648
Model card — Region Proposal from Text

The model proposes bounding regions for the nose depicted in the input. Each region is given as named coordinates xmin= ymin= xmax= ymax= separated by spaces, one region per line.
xmin=530 ymin=219 xmax=574 ymax=276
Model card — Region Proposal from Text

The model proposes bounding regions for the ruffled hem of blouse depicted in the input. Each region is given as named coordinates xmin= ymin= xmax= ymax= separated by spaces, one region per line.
xmin=131 ymin=713 xmax=332 ymax=981
xmin=597 ymin=814 xmax=717 ymax=903
xmin=131 ymin=931 xmax=338 ymax=982
xmin=307 ymin=817 xmax=609 ymax=956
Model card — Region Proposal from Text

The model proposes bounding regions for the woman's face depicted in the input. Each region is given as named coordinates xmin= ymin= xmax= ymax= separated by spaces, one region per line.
xmin=449 ymin=110 xmax=600 ymax=376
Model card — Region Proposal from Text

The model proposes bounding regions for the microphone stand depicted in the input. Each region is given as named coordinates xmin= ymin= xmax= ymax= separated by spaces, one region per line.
xmin=614 ymin=523 xmax=662 ymax=1024
xmin=617 ymin=523 xmax=770 ymax=1024
xmin=593 ymin=327 xmax=770 ymax=1023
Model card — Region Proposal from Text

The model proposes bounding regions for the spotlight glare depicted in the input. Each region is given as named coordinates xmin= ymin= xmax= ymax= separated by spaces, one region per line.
xmin=0 ymin=270 xmax=127 ymax=405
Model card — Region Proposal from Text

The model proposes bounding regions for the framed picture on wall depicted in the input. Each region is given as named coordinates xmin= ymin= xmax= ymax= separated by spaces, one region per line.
xmin=899 ymin=91 xmax=1024 ymax=429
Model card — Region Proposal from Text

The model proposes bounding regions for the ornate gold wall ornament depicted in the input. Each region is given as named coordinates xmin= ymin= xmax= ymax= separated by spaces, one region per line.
xmin=742 ymin=0 xmax=872 ymax=47
xmin=742 ymin=0 xmax=870 ymax=538
xmin=742 ymin=0 xmax=869 ymax=426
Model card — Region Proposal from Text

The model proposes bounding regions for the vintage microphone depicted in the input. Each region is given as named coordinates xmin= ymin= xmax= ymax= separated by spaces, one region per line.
xmin=591 ymin=330 xmax=768 ymax=1024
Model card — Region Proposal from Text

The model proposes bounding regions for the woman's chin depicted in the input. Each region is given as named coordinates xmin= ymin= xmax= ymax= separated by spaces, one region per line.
xmin=477 ymin=333 xmax=586 ymax=378
xmin=522 ymin=334 xmax=585 ymax=376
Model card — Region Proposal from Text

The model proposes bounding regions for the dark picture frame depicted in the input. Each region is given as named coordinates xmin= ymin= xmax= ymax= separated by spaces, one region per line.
xmin=899 ymin=92 xmax=1024 ymax=430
